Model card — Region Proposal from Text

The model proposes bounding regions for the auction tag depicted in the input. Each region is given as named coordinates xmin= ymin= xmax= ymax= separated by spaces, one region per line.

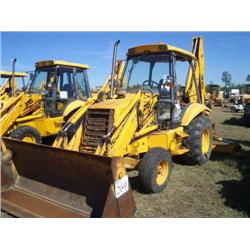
xmin=115 ymin=175 xmax=129 ymax=198
xmin=59 ymin=91 xmax=68 ymax=99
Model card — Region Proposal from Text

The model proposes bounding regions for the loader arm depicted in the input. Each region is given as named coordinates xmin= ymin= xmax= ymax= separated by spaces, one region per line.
xmin=52 ymin=60 xmax=126 ymax=149
xmin=105 ymin=92 xmax=159 ymax=157
xmin=0 ymin=93 xmax=42 ymax=137
xmin=0 ymin=78 xmax=17 ymax=98
xmin=0 ymin=95 xmax=24 ymax=137
xmin=96 ymin=91 xmax=143 ymax=157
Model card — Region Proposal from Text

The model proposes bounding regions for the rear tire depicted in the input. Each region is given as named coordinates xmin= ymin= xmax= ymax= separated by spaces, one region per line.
xmin=138 ymin=147 xmax=173 ymax=193
xmin=11 ymin=126 xmax=42 ymax=144
xmin=183 ymin=115 xmax=213 ymax=165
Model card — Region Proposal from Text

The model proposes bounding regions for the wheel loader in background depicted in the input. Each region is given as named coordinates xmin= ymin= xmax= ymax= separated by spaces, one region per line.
xmin=206 ymin=84 xmax=225 ymax=108
xmin=0 ymin=59 xmax=93 ymax=146
xmin=1 ymin=37 xmax=238 ymax=218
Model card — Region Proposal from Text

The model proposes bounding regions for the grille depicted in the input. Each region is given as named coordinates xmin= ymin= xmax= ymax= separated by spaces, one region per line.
xmin=80 ymin=109 xmax=112 ymax=154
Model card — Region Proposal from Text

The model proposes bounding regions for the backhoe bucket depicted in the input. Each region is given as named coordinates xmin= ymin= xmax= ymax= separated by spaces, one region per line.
xmin=1 ymin=138 xmax=135 ymax=218
xmin=212 ymin=136 xmax=241 ymax=154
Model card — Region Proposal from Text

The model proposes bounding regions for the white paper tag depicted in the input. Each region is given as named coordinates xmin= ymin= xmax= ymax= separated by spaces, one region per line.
xmin=60 ymin=91 xmax=68 ymax=99
xmin=115 ymin=175 xmax=129 ymax=198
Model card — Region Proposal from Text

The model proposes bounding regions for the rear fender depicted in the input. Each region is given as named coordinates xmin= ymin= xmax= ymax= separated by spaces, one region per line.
xmin=181 ymin=103 xmax=211 ymax=126
xmin=63 ymin=100 xmax=85 ymax=118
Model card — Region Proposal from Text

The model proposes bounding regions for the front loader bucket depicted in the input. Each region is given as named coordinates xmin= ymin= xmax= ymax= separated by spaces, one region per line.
xmin=1 ymin=138 xmax=135 ymax=218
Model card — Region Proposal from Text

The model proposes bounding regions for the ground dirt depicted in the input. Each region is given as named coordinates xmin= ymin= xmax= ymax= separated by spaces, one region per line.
xmin=132 ymin=107 xmax=250 ymax=217
xmin=1 ymin=107 xmax=250 ymax=218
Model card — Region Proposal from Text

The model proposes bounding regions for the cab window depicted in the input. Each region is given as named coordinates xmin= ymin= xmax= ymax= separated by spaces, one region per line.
xmin=59 ymin=67 xmax=75 ymax=98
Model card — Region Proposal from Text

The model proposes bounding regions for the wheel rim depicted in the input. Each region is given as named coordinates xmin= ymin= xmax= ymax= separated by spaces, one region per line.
xmin=156 ymin=160 xmax=169 ymax=186
xmin=201 ymin=128 xmax=210 ymax=155
xmin=22 ymin=135 xmax=36 ymax=143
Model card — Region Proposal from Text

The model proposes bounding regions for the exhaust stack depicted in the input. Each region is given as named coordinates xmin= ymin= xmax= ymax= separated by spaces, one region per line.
xmin=110 ymin=40 xmax=120 ymax=98
xmin=11 ymin=58 xmax=17 ymax=97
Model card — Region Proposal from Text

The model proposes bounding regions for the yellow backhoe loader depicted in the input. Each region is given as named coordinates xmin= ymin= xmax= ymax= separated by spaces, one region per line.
xmin=0 ymin=59 xmax=93 ymax=146
xmin=1 ymin=37 xmax=238 ymax=218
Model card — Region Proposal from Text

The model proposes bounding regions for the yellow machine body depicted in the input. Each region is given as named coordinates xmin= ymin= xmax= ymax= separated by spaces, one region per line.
xmin=1 ymin=38 xmax=238 ymax=218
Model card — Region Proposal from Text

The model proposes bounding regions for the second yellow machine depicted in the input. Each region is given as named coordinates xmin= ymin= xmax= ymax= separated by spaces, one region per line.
xmin=0 ymin=60 xmax=92 ymax=143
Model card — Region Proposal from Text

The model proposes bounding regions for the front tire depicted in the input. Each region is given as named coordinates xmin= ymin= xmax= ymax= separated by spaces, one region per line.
xmin=138 ymin=147 xmax=173 ymax=193
xmin=184 ymin=115 xmax=213 ymax=165
xmin=10 ymin=126 xmax=42 ymax=144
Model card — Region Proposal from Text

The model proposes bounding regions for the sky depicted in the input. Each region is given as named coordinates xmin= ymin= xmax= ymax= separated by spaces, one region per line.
xmin=1 ymin=32 xmax=249 ymax=88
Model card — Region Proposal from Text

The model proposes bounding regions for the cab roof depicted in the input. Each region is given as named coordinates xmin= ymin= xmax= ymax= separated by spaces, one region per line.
xmin=0 ymin=71 xmax=28 ymax=78
xmin=35 ymin=60 xmax=90 ymax=70
xmin=127 ymin=43 xmax=196 ymax=60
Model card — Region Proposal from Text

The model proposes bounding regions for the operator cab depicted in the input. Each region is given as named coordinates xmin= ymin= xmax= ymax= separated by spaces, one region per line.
xmin=28 ymin=60 xmax=91 ymax=117
xmin=123 ymin=44 xmax=198 ymax=129
xmin=123 ymin=44 xmax=199 ymax=129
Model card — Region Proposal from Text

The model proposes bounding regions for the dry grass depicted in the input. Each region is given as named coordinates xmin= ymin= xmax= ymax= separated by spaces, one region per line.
xmin=1 ymin=107 xmax=250 ymax=218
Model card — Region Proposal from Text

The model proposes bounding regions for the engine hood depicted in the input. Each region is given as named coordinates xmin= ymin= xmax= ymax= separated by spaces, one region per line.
xmin=89 ymin=93 xmax=136 ymax=121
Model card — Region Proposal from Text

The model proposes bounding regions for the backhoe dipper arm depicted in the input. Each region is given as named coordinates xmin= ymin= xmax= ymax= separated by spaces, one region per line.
xmin=185 ymin=37 xmax=206 ymax=104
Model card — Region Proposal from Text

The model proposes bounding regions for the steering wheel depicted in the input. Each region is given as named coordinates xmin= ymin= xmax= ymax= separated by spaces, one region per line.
xmin=142 ymin=80 xmax=159 ymax=88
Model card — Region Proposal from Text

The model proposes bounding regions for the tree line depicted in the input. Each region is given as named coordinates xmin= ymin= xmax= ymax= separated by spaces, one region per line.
xmin=210 ymin=72 xmax=250 ymax=91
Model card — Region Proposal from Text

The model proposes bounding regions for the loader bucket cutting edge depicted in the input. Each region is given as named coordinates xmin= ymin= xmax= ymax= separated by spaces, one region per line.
xmin=1 ymin=137 xmax=135 ymax=218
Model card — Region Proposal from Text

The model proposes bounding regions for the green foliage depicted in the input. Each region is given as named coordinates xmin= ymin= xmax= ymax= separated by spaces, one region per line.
xmin=221 ymin=71 xmax=232 ymax=86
